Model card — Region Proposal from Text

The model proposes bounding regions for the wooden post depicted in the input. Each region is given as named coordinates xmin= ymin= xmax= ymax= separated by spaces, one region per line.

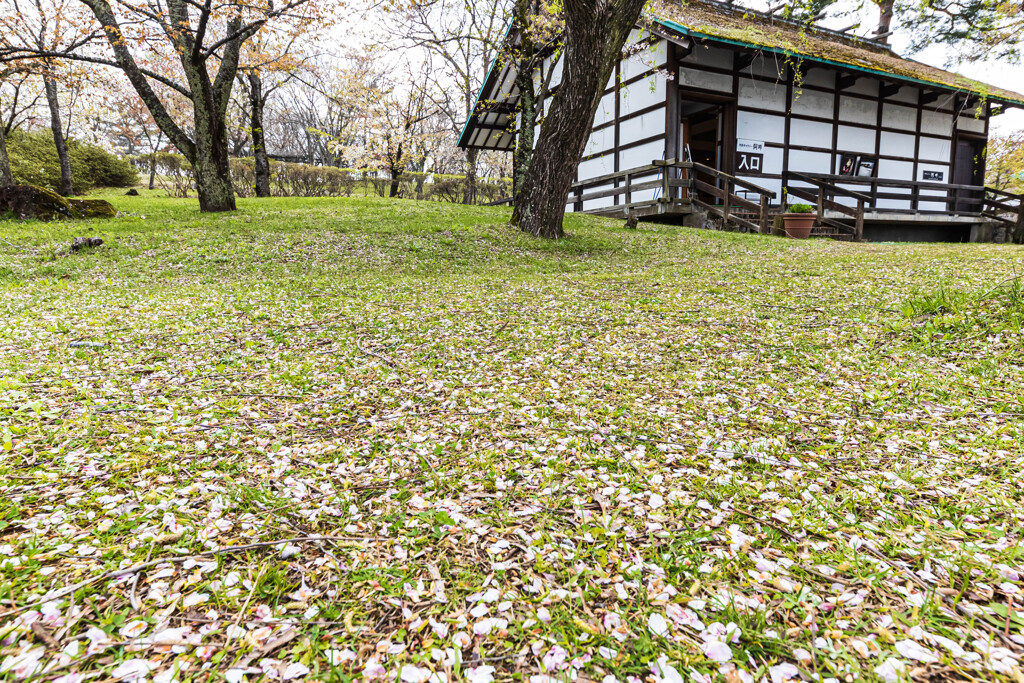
xmin=759 ymin=195 xmax=769 ymax=234
xmin=855 ymin=200 xmax=865 ymax=241
xmin=575 ymin=185 xmax=583 ymax=213
xmin=722 ymin=179 xmax=732 ymax=228
xmin=816 ymin=186 xmax=825 ymax=224
xmin=625 ymin=172 xmax=632 ymax=207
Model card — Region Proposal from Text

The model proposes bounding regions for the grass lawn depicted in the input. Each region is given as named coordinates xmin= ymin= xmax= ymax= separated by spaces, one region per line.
xmin=1 ymin=193 xmax=1023 ymax=683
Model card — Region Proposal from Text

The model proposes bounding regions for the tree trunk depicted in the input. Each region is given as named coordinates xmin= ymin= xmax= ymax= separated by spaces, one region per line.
xmin=463 ymin=147 xmax=479 ymax=204
xmin=0 ymin=122 xmax=13 ymax=187
xmin=43 ymin=75 xmax=74 ymax=196
xmin=247 ymin=72 xmax=272 ymax=198
xmin=514 ymin=0 xmax=647 ymax=238
xmin=876 ymin=0 xmax=894 ymax=41
xmin=511 ymin=2 xmax=537 ymax=207
xmin=148 ymin=132 xmax=161 ymax=190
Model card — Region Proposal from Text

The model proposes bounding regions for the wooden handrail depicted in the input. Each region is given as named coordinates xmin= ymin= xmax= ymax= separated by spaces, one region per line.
xmin=787 ymin=171 xmax=873 ymax=202
xmin=689 ymin=160 xmax=777 ymax=199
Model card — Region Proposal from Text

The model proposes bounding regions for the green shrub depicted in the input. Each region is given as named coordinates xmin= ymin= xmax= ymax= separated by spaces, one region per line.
xmin=787 ymin=203 xmax=814 ymax=214
xmin=7 ymin=130 xmax=138 ymax=192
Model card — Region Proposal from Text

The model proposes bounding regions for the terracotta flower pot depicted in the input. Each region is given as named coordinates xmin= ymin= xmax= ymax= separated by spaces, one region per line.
xmin=783 ymin=213 xmax=815 ymax=239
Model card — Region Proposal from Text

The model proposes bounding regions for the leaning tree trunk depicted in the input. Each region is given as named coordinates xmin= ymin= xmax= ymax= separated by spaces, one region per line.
xmin=43 ymin=75 xmax=74 ymax=196
xmin=247 ymin=72 xmax=272 ymax=198
xmin=0 ymin=121 xmax=13 ymax=187
xmin=189 ymin=79 xmax=236 ymax=212
xmin=514 ymin=0 xmax=647 ymax=238
xmin=463 ymin=148 xmax=479 ymax=204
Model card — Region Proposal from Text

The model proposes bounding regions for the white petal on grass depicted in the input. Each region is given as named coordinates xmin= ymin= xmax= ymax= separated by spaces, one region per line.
xmin=873 ymin=658 xmax=906 ymax=682
xmin=895 ymin=639 xmax=939 ymax=663
xmin=111 ymin=659 xmax=156 ymax=681
xmin=648 ymin=612 xmax=670 ymax=637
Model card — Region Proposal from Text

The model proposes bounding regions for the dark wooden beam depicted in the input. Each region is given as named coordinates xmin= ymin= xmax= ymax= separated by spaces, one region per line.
xmin=920 ymin=90 xmax=943 ymax=105
xmin=837 ymin=73 xmax=859 ymax=91
xmin=880 ymin=82 xmax=901 ymax=98
xmin=734 ymin=51 xmax=757 ymax=72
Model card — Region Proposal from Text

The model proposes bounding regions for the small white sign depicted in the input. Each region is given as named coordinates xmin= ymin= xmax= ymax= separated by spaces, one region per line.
xmin=737 ymin=138 xmax=765 ymax=153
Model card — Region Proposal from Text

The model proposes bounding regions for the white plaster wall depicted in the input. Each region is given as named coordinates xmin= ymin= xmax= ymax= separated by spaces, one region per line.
xmin=584 ymin=126 xmax=616 ymax=157
xmin=920 ymin=110 xmax=953 ymax=136
xmin=684 ymin=45 xmax=733 ymax=69
xmin=887 ymin=85 xmax=918 ymax=104
xmin=795 ymin=120 xmax=835 ymax=150
xmin=679 ymin=66 xmax=733 ymax=93
xmin=737 ymin=111 xmax=785 ymax=144
xmin=619 ymin=139 xmax=665 ymax=169
xmin=619 ymin=75 xmax=666 ymax=116
xmin=956 ymin=116 xmax=985 ymax=134
xmin=621 ymin=39 xmax=667 ymax=80
xmin=789 ymin=149 xmax=832 ymax=173
xmin=738 ymin=78 xmax=787 ymax=112
xmin=919 ymin=136 xmax=951 ymax=162
xmin=839 ymin=96 xmax=878 ymax=125
xmin=802 ymin=68 xmax=834 ymax=89
xmin=918 ymin=163 xmax=950 ymax=182
xmin=619 ymin=108 xmax=666 ymax=146
xmin=746 ymin=56 xmax=785 ymax=80
xmin=882 ymin=103 xmax=917 ymax=131
xmin=593 ymin=92 xmax=616 ymax=126
xmin=577 ymin=154 xmax=615 ymax=182
xmin=846 ymin=78 xmax=879 ymax=96
xmin=878 ymin=159 xmax=913 ymax=180
xmin=880 ymin=131 xmax=916 ymax=158
xmin=791 ymin=89 xmax=834 ymax=118
xmin=837 ymin=125 xmax=876 ymax=152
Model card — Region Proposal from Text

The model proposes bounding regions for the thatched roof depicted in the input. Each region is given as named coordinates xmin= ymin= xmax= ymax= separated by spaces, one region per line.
xmin=650 ymin=0 xmax=1024 ymax=106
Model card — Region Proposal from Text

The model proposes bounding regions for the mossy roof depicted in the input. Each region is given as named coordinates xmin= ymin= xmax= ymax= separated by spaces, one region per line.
xmin=649 ymin=0 xmax=1024 ymax=107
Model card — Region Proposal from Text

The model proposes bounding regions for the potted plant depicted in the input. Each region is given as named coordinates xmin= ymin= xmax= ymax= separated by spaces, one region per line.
xmin=783 ymin=203 xmax=816 ymax=238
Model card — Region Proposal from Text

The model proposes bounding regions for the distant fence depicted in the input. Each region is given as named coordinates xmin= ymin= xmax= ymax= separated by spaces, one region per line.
xmin=130 ymin=154 xmax=511 ymax=205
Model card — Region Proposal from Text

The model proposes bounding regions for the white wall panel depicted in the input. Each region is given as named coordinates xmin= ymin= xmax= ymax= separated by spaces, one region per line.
xmin=846 ymin=79 xmax=879 ymax=96
xmin=619 ymin=140 xmax=664 ymax=170
xmin=746 ymin=56 xmax=785 ymax=80
xmin=920 ymin=110 xmax=953 ymax=136
xmin=882 ymin=103 xmax=917 ymax=131
xmin=737 ymin=111 xmax=785 ymax=144
xmin=619 ymin=109 xmax=666 ymax=146
xmin=621 ymin=39 xmax=666 ymax=80
xmin=837 ymin=125 xmax=876 ymax=152
xmin=839 ymin=96 xmax=878 ymax=125
xmin=593 ymin=92 xmax=616 ymax=126
xmin=794 ymin=120 xmax=835 ymax=150
xmin=757 ymin=146 xmax=785 ymax=175
xmin=582 ymin=183 xmax=616 ymax=211
xmin=888 ymin=86 xmax=918 ymax=104
xmin=791 ymin=89 xmax=834 ymax=117
xmin=684 ymin=45 xmax=733 ymax=69
xmin=880 ymin=131 xmax=915 ymax=158
xmin=919 ymin=136 xmax=951 ymax=162
xmin=679 ymin=66 xmax=732 ymax=92
xmin=584 ymin=126 xmax=615 ymax=157
xmin=789 ymin=149 xmax=832 ymax=173
xmin=878 ymin=159 xmax=913 ymax=180
xmin=577 ymin=154 xmax=615 ymax=181
xmin=803 ymin=69 xmax=834 ymax=89
xmin=737 ymin=176 xmax=782 ymax=199
xmin=957 ymin=115 xmax=986 ymax=134
xmin=620 ymin=75 xmax=666 ymax=116
xmin=738 ymin=78 xmax=787 ymax=112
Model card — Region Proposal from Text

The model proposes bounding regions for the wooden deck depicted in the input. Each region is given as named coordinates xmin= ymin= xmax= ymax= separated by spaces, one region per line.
xmin=564 ymin=160 xmax=1024 ymax=242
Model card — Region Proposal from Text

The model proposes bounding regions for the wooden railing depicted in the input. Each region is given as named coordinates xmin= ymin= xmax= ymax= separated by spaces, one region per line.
xmin=565 ymin=159 xmax=777 ymax=233
xmin=783 ymin=171 xmax=1024 ymax=241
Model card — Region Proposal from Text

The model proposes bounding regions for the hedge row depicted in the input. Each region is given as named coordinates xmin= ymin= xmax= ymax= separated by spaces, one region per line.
xmin=133 ymin=154 xmax=511 ymax=204
xmin=7 ymin=130 xmax=139 ymax=192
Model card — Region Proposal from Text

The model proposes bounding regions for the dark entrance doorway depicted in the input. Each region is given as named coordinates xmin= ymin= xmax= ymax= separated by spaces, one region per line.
xmin=953 ymin=135 xmax=985 ymax=213
xmin=680 ymin=99 xmax=726 ymax=204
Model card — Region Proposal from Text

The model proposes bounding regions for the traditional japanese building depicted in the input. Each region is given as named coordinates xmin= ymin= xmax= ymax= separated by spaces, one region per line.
xmin=458 ymin=0 xmax=1024 ymax=241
